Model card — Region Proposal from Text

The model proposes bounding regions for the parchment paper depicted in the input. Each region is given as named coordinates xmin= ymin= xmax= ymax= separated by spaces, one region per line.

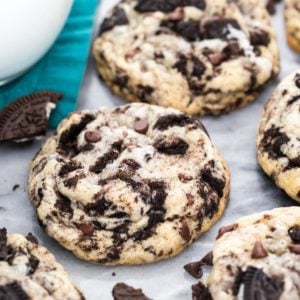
xmin=0 ymin=1 xmax=298 ymax=299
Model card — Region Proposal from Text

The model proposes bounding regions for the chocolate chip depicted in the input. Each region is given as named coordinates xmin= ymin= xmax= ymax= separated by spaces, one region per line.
xmin=0 ymin=282 xmax=29 ymax=300
xmin=251 ymin=241 xmax=268 ymax=258
xmin=99 ymin=7 xmax=129 ymax=35
xmin=216 ymin=224 xmax=238 ymax=239
xmin=179 ymin=221 xmax=191 ymax=242
xmin=79 ymin=223 xmax=94 ymax=236
xmin=26 ymin=233 xmax=39 ymax=245
xmin=242 ymin=267 xmax=284 ymax=300
xmin=154 ymin=136 xmax=189 ymax=155
xmin=250 ymin=30 xmax=270 ymax=46
xmin=191 ymin=282 xmax=212 ymax=300
xmin=84 ymin=130 xmax=101 ymax=143
xmin=0 ymin=91 xmax=62 ymax=143
xmin=178 ymin=174 xmax=193 ymax=182
xmin=295 ymin=73 xmax=300 ymax=88
xmin=208 ymin=52 xmax=228 ymax=66
xmin=288 ymin=226 xmax=300 ymax=243
xmin=112 ymin=282 xmax=150 ymax=300
xmin=153 ymin=114 xmax=194 ymax=131
xmin=289 ymin=244 xmax=300 ymax=254
xmin=202 ymin=18 xmax=241 ymax=40
xmin=134 ymin=119 xmax=149 ymax=134
xmin=184 ymin=251 xmax=213 ymax=279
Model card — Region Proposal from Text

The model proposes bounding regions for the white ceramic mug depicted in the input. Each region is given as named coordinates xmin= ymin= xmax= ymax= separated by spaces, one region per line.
xmin=0 ymin=0 xmax=73 ymax=85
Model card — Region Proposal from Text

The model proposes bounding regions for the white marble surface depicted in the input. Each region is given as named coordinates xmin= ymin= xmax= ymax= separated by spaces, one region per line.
xmin=0 ymin=2 xmax=299 ymax=299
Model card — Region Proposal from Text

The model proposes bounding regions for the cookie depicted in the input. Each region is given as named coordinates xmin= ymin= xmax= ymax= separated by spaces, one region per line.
xmin=0 ymin=228 xmax=83 ymax=300
xmin=285 ymin=0 xmax=300 ymax=52
xmin=257 ymin=70 xmax=300 ymax=202
xmin=28 ymin=103 xmax=230 ymax=265
xmin=206 ymin=207 xmax=300 ymax=300
xmin=93 ymin=0 xmax=279 ymax=116
xmin=0 ymin=91 xmax=62 ymax=143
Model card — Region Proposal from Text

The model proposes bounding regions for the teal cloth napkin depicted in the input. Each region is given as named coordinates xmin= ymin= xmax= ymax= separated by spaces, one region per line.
xmin=0 ymin=0 xmax=99 ymax=128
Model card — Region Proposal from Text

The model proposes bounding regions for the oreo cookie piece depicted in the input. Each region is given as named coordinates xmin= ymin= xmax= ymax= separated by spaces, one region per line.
xmin=257 ymin=70 xmax=300 ymax=202
xmin=93 ymin=0 xmax=279 ymax=116
xmin=0 ymin=91 xmax=62 ymax=143
xmin=112 ymin=283 xmax=151 ymax=300
xmin=28 ymin=103 xmax=230 ymax=265
xmin=206 ymin=207 xmax=300 ymax=299
xmin=0 ymin=228 xmax=83 ymax=299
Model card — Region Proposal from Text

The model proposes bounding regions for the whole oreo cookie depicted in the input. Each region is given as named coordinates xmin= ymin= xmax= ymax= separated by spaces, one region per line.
xmin=0 ymin=91 xmax=62 ymax=143
xmin=257 ymin=70 xmax=300 ymax=202
xmin=0 ymin=228 xmax=83 ymax=300
xmin=28 ymin=103 xmax=230 ymax=265
xmin=206 ymin=207 xmax=300 ymax=300
xmin=93 ymin=0 xmax=279 ymax=115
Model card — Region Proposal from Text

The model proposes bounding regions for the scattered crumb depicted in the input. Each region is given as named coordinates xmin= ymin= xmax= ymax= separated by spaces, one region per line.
xmin=112 ymin=272 xmax=116 ymax=276
xmin=12 ymin=184 xmax=20 ymax=191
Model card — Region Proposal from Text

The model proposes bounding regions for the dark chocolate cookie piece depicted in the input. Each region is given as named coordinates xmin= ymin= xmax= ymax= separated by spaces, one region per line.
xmin=0 ymin=91 xmax=62 ymax=143
xmin=112 ymin=283 xmax=151 ymax=300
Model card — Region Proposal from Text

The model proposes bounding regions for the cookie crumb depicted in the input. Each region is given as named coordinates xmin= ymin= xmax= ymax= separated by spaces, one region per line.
xmin=12 ymin=184 xmax=20 ymax=191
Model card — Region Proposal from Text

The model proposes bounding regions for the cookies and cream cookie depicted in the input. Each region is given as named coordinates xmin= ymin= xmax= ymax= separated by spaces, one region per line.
xmin=285 ymin=0 xmax=300 ymax=52
xmin=28 ymin=103 xmax=230 ymax=265
xmin=93 ymin=0 xmax=279 ymax=115
xmin=0 ymin=228 xmax=83 ymax=300
xmin=257 ymin=70 xmax=300 ymax=202
xmin=207 ymin=207 xmax=300 ymax=300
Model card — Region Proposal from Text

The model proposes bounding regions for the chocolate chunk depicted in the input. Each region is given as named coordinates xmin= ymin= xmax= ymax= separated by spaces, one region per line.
xmin=84 ymin=130 xmax=101 ymax=143
xmin=0 ymin=91 xmax=62 ymax=143
xmin=154 ymin=136 xmax=189 ymax=155
xmin=251 ymin=241 xmax=268 ymax=258
xmin=260 ymin=126 xmax=289 ymax=159
xmin=179 ymin=221 xmax=191 ymax=242
xmin=242 ymin=267 xmax=284 ymax=300
xmin=161 ymin=20 xmax=201 ymax=41
xmin=294 ymin=73 xmax=300 ymax=88
xmin=112 ymin=282 xmax=150 ymax=300
xmin=137 ymin=85 xmax=154 ymax=103
xmin=153 ymin=114 xmax=194 ymax=131
xmin=135 ymin=0 xmax=205 ymax=13
xmin=288 ymin=226 xmax=300 ymax=243
xmin=289 ymin=244 xmax=300 ymax=254
xmin=184 ymin=251 xmax=213 ymax=279
xmin=250 ymin=30 xmax=270 ymax=46
xmin=216 ymin=224 xmax=238 ymax=239
xmin=26 ymin=233 xmax=39 ymax=245
xmin=0 ymin=282 xmax=29 ymax=300
xmin=134 ymin=119 xmax=149 ymax=134
xmin=114 ymin=74 xmax=129 ymax=89
xmin=191 ymin=282 xmax=212 ymax=300
xmin=27 ymin=255 xmax=40 ymax=275
xmin=90 ymin=141 xmax=123 ymax=174
xmin=99 ymin=7 xmax=129 ymax=35
xmin=58 ymin=114 xmax=95 ymax=155
xmin=202 ymin=18 xmax=241 ymax=40
xmin=200 ymin=164 xmax=225 ymax=198
xmin=79 ymin=223 xmax=94 ymax=236
xmin=284 ymin=156 xmax=300 ymax=171
xmin=55 ymin=195 xmax=73 ymax=217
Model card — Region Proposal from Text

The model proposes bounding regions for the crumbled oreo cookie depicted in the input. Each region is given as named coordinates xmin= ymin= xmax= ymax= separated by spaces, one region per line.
xmin=112 ymin=282 xmax=151 ymax=300
xmin=0 ymin=91 xmax=62 ymax=143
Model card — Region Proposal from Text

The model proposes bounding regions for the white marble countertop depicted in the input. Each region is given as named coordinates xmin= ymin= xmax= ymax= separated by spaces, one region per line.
xmin=0 ymin=1 xmax=298 ymax=299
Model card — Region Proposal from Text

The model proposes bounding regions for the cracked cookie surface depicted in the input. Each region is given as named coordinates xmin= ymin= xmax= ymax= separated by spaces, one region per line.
xmin=93 ymin=0 xmax=279 ymax=115
xmin=207 ymin=207 xmax=300 ymax=300
xmin=28 ymin=103 xmax=230 ymax=265
xmin=0 ymin=229 xmax=83 ymax=300
xmin=257 ymin=70 xmax=300 ymax=202
xmin=285 ymin=0 xmax=300 ymax=52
